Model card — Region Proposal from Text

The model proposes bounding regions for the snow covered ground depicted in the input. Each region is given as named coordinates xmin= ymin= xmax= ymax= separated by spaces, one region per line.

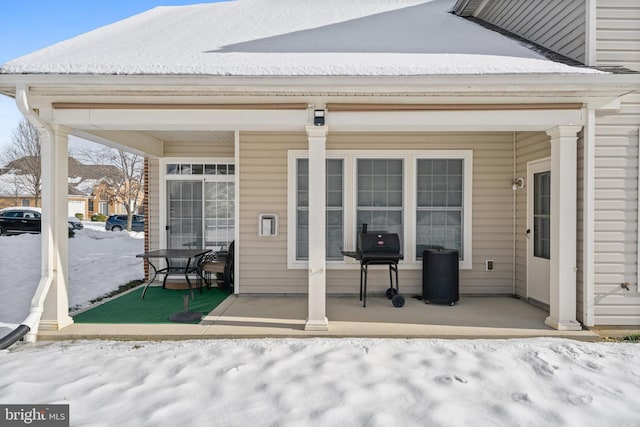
xmin=1 ymin=338 xmax=639 ymax=426
xmin=1 ymin=223 xmax=640 ymax=426
xmin=0 ymin=221 xmax=144 ymax=330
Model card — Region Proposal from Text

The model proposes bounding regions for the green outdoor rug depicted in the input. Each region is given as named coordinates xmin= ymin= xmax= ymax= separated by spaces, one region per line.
xmin=72 ymin=286 xmax=229 ymax=324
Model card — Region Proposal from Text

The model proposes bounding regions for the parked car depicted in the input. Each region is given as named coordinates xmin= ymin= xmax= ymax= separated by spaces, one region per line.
xmin=0 ymin=207 xmax=84 ymax=235
xmin=68 ymin=216 xmax=84 ymax=230
xmin=105 ymin=214 xmax=145 ymax=232
xmin=0 ymin=207 xmax=41 ymax=235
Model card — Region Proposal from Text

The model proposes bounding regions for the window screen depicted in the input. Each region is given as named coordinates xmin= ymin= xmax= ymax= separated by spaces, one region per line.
xmin=416 ymin=159 xmax=463 ymax=258
xmin=296 ymin=158 xmax=344 ymax=260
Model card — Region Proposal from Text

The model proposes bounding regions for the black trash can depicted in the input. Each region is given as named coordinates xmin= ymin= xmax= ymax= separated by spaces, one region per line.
xmin=422 ymin=248 xmax=459 ymax=306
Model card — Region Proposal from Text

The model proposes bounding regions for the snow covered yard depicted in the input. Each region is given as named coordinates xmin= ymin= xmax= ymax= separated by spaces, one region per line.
xmin=0 ymin=222 xmax=144 ymax=329
xmin=1 ymin=338 xmax=640 ymax=426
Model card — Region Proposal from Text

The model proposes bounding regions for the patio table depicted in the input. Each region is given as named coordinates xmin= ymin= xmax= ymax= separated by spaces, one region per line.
xmin=137 ymin=249 xmax=211 ymax=300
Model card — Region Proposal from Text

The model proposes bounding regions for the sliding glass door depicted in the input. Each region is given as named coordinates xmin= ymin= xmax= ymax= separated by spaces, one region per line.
xmin=166 ymin=162 xmax=235 ymax=252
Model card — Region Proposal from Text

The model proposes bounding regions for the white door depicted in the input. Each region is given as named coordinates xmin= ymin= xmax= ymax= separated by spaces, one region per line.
xmin=527 ymin=159 xmax=551 ymax=306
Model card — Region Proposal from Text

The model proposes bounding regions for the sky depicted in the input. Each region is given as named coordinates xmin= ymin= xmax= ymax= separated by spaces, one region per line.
xmin=1 ymin=223 xmax=640 ymax=426
xmin=0 ymin=0 xmax=227 ymax=153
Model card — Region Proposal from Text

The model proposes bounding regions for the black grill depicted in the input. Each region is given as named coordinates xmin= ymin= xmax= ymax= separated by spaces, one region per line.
xmin=342 ymin=228 xmax=405 ymax=308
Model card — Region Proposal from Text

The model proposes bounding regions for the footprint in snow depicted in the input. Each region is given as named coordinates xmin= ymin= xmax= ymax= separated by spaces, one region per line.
xmin=511 ymin=392 xmax=531 ymax=403
xmin=434 ymin=375 xmax=467 ymax=384
xmin=563 ymin=393 xmax=593 ymax=405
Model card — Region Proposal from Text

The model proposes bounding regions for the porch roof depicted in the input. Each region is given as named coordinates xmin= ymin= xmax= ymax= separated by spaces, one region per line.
xmin=0 ymin=0 xmax=604 ymax=77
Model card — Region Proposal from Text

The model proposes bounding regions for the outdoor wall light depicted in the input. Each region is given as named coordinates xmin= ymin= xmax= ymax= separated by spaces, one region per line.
xmin=314 ymin=109 xmax=325 ymax=126
xmin=512 ymin=177 xmax=525 ymax=191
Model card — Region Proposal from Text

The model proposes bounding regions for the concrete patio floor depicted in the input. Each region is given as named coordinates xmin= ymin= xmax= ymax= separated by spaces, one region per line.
xmin=39 ymin=294 xmax=601 ymax=341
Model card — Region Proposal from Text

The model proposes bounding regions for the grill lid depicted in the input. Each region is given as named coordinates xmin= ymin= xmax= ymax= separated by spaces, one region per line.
xmin=358 ymin=233 xmax=401 ymax=255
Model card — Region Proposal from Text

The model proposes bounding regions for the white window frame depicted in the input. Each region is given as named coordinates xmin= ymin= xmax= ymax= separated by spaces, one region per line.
xmin=413 ymin=151 xmax=473 ymax=270
xmin=288 ymin=150 xmax=347 ymax=269
xmin=160 ymin=157 xmax=235 ymax=250
xmin=287 ymin=150 xmax=472 ymax=270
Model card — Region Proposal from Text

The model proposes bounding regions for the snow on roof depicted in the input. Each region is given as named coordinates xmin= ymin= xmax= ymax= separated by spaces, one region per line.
xmin=0 ymin=0 xmax=603 ymax=76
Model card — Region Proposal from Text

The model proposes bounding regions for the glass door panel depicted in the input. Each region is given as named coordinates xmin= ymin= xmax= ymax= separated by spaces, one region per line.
xmin=204 ymin=180 xmax=235 ymax=252
xmin=533 ymin=171 xmax=551 ymax=260
xmin=167 ymin=180 xmax=203 ymax=250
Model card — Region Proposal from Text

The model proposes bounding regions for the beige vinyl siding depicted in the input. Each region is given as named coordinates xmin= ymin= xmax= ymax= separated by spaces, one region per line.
xmin=164 ymin=140 xmax=234 ymax=158
xmin=514 ymin=132 xmax=551 ymax=299
xmin=593 ymin=1 xmax=640 ymax=325
xmin=593 ymin=94 xmax=640 ymax=325
xmin=454 ymin=0 xmax=485 ymax=16
xmin=239 ymin=131 xmax=517 ymax=296
xmin=476 ymin=0 xmax=586 ymax=63
xmin=596 ymin=0 xmax=640 ymax=71
xmin=239 ymin=132 xmax=308 ymax=294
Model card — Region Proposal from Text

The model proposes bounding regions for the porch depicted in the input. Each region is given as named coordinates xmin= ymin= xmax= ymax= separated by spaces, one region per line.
xmin=37 ymin=295 xmax=599 ymax=341
xmin=21 ymin=100 xmax=604 ymax=338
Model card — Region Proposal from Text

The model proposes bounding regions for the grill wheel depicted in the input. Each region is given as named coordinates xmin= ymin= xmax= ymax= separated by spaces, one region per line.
xmin=391 ymin=294 xmax=405 ymax=308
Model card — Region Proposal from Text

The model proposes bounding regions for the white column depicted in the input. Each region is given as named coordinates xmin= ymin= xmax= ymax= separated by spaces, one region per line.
xmin=545 ymin=126 xmax=582 ymax=331
xmin=305 ymin=125 xmax=329 ymax=331
xmin=39 ymin=125 xmax=73 ymax=330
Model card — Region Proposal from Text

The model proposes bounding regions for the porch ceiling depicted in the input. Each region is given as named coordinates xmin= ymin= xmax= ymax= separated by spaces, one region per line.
xmin=68 ymin=129 xmax=236 ymax=158
xmin=144 ymin=130 xmax=234 ymax=144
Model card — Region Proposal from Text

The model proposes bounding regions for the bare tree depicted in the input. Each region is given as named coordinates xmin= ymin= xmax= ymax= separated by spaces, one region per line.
xmin=76 ymin=146 xmax=144 ymax=231
xmin=1 ymin=118 xmax=42 ymax=205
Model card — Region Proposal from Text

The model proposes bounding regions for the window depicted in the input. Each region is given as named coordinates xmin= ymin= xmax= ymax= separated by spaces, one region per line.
xmin=99 ymin=202 xmax=109 ymax=215
xmin=533 ymin=171 xmax=551 ymax=259
xmin=21 ymin=199 xmax=30 ymax=207
xmin=296 ymin=158 xmax=344 ymax=260
xmin=356 ymin=159 xmax=403 ymax=239
xmin=416 ymin=159 xmax=464 ymax=258
xmin=288 ymin=150 xmax=472 ymax=269
xmin=166 ymin=163 xmax=235 ymax=176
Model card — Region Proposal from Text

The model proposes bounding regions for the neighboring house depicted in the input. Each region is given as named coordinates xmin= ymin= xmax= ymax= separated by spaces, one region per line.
xmin=0 ymin=156 xmax=139 ymax=218
xmin=0 ymin=157 xmax=41 ymax=210
xmin=67 ymin=157 xmax=141 ymax=218
xmin=0 ymin=0 xmax=638 ymax=333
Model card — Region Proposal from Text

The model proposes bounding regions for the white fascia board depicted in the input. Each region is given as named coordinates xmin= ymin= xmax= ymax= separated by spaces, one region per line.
xmin=329 ymin=109 xmax=585 ymax=132
xmin=54 ymin=108 xmax=310 ymax=131
xmin=1 ymin=73 xmax=638 ymax=97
